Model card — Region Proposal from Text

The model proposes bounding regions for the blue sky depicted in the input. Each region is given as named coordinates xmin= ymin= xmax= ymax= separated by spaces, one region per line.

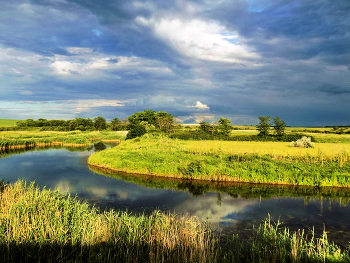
xmin=1 ymin=0 xmax=349 ymax=126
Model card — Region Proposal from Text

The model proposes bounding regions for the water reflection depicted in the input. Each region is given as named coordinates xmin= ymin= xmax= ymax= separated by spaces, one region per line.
xmin=2 ymin=145 xmax=350 ymax=246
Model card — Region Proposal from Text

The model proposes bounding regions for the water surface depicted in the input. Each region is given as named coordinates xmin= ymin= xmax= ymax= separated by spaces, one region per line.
xmin=1 ymin=145 xmax=350 ymax=246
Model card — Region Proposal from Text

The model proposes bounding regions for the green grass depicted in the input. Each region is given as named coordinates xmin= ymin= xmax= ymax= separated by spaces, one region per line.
xmin=88 ymin=134 xmax=350 ymax=187
xmin=0 ymin=131 xmax=126 ymax=149
xmin=0 ymin=119 xmax=20 ymax=126
xmin=1 ymin=180 xmax=349 ymax=262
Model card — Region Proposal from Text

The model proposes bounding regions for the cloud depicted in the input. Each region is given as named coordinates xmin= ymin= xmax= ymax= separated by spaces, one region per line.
xmin=175 ymin=193 xmax=259 ymax=223
xmin=319 ymin=84 xmax=350 ymax=95
xmin=0 ymin=0 xmax=349 ymax=125
xmin=187 ymin=101 xmax=210 ymax=110
xmin=137 ymin=16 xmax=260 ymax=64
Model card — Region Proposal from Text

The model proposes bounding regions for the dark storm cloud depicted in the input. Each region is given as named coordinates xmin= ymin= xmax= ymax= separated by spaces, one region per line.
xmin=1 ymin=0 xmax=350 ymax=125
xmin=319 ymin=84 xmax=350 ymax=95
xmin=209 ymin=0 xmax=350 ymax=63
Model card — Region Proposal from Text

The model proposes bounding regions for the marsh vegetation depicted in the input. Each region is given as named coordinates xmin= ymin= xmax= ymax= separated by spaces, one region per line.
xmin=88 ymin=134 xmax=350 ymax=187
xmin=1 ymin=180 xmax=349 ymax=263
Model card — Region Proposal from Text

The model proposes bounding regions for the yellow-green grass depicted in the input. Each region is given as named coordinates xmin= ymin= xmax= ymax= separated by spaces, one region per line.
xmin=180 ymin=140 xmax=350 ymax=159
xmin=0 ymin=131 xmax=126 ymax=149
xmin=0 ymin=119 xmax=20 ymax=126
xmin=88 ymin=135 xmax=350 ymax=187
xmin=0 ymin=180 xmax=215 ymax=262
xmin=1 ymin=180 xmax=349 ymax=262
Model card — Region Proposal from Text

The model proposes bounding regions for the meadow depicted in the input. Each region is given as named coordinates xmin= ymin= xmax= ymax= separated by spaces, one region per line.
xmin=0 ymin=130 xmax=126 ymax=149
xmin=1 ymin=180 xmax=349 ymax=263
xmin=0 ymin=119 xmax=19 ymax=126
xmin=88 ymin=134 xmax=350 ymax=187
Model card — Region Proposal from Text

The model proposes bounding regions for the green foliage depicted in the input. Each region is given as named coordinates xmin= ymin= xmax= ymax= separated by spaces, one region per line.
xmin=256 ymin=116 xmax=271 ymax=137
xmin=272 ymin=117 xmax=286 ymax=138
xmin=199 ymin=121 xmax=217 ymax=134
xmin=94 ymin=116 xmax=107 ymax=130
xmin=126 ymin=124 xmax=147 ymax=139
xmin=110 ymin=117 xmax=128 ymax=131
xmin=218 ymin=118 xmax=233 ymax=136
xmin=128 ymin=109 xmax=174 ymax=133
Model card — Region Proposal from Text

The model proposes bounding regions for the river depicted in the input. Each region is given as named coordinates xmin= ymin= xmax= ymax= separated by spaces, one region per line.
xmin=1 ymin=143 xmax=350 ymax=246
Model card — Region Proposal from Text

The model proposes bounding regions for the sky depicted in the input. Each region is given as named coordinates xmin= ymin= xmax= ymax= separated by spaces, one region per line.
xmin=0 ymin=0 xmax=349 ymax=126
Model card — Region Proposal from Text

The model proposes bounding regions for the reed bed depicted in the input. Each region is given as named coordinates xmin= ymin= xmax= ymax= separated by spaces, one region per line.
xmin=0 ymin=180 xmax=215 ymax=263
xmin=0 ymin=131 xmax=126 ymax=149
xmin=88 ymin=134 xmax=350 ymax=187
xmin=1 ymin=181 xmax=349 ymax=262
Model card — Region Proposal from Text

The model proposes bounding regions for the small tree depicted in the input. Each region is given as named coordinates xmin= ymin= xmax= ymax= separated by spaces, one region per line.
xmin=256 ymin=116 xmax=271 ymax=137
xmin=272 ymin=117 xmax=286 ymax=138
xmin=94 ymin=116 xmax=107 ymax=131
xmin=218 ymin=118 xmax=233 ymax=136
xmin=126 ymin=124 xmax=147 ymax=139
xmin=199 ymin=121 xmax=217 ymax=135
xmin=110 ymin=118 xmax=122 ymax=131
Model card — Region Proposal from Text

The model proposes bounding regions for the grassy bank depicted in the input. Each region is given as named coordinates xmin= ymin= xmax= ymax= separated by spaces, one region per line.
xmin=0 ymin=180 xmax=349 ymax=262
xmin=89 ymin=165 xmax=350 ymax=202
xmin=0 ymin=131 xmax=125 ymax=149
xmin=0 ymin=119 xmax=19 ymax=127
xmin=88 ymin=134 xmax=350 ymax=187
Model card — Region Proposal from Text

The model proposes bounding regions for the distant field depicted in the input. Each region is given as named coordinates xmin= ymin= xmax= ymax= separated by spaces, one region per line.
xmin=0 ymin=119 xmax=19 ymax=126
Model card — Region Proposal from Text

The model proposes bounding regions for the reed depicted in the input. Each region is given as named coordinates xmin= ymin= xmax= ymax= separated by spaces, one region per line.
xmin=0 ymin=180 xmax=215 ymax=262
xmin=0 ymin=131 xmax=126 ymax=149
xmin=1 ymin=180 xmax=349 ymax=262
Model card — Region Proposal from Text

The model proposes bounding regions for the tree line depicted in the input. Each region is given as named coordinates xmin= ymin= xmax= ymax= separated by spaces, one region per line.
xmin=9 ymin=111 xmax=301 ymax=142
xmin=15 ymin=117 xmax=128 ymax=131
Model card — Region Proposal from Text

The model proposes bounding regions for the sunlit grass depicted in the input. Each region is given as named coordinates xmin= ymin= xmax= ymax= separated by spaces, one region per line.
xmin=179 ymin=140 xmax=350 ymax=159
xmin=1 ymin=180 xmax=349 ymax=262
xmin=88 ymin=134 xmax=350 ymax=187
xmin=0 ymin=131 xmax=126 ymax=149
xmin=0 ymin=180 xmax=215 ymax=262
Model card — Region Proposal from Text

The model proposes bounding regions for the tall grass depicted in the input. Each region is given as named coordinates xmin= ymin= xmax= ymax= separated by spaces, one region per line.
xmin=1 ymin=181 xmax=349 ymax=262
xmin=88 ymin=134 xmax=350 ymax=187
xmin=0 ymin=131 xmax=126 ymax=149
xmin=0 ymin=180 xmax=215 ymax=262
xmin=219 ymin=216 xmax=350 ymax=263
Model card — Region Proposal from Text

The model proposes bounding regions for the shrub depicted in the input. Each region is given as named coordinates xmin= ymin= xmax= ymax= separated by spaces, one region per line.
xmin=290 ymin=136 xmax=314 ymax=148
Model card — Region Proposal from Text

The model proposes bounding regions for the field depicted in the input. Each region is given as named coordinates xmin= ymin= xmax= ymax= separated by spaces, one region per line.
xmin=88 ymin=134 xmax=350 ymax=187
xmin=1 ymin=180 xmax=348 ymax=262
xmin=0 ymin=119 xmax=19 ymax=126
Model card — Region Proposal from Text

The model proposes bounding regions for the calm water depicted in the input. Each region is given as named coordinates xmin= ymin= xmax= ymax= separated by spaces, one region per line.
xmin=1 ymin=144 xmax=350 ymax=245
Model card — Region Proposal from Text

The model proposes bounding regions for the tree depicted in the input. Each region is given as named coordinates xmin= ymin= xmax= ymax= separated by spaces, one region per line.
xmin=110 ymin=118 xmax=122 ymax=131
xmin=128 ymin=110 xmax=157 ymax=127
xmin=272 ymin=117 xmax=286 ymax=138
xmin=218 ymin=118 xmax=233 ymax=136
xmin=256 ymin=116 xmax=271 ymax=137
xmin=155 ymin=111 xmax=174 ymax=132
xmin=94 ymin=116 xmax=107 ymax=131
xmin=126 ymin=124 xmax=147 ymax=139
xmin=198 ymin=121 xmax=217 ymax=135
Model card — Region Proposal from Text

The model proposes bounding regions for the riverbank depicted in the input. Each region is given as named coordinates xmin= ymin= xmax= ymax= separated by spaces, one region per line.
xmin=88 ymin=134 xmax=350 ymax=187
xmin=1 ymin=180 xmax=349 ymax=262
xmin=0 ymin=130 xmax=125 ymax=150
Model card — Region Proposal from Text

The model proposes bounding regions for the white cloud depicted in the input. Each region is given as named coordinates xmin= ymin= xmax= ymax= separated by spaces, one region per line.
xmin=188 ymin=101 xmax=210 ymax=110
xmin=72 ymin=99 xmax=127 ymax=113
xmin=66 ymin=47 xmax=94 ymax=55
xmin=50 ymin=61 xmax=83 ymax=75
xmin=49 ymin=53 xmax=173 ymax=77
xmin=136 ymin=17 xmax=260 ymax=63
xmin=175 ymin=193 xmax=258 ymax=223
